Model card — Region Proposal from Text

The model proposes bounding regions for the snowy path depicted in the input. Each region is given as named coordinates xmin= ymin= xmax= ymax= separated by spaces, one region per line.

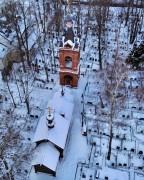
xmin=29 ymin=77 xmax=89 ymax=180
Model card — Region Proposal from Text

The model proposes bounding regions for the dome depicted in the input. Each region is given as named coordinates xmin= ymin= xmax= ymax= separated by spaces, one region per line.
xmin=46 ymin=113 xmax=54 ymax=121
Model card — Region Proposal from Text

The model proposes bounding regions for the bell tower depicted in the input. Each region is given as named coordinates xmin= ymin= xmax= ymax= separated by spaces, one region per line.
xmin=59 ymin=12 xmax=80 ymax=87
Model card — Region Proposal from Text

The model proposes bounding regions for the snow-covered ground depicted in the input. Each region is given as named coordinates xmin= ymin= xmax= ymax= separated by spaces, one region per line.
xmin=0 ymin=0 xmax=144 ymax=180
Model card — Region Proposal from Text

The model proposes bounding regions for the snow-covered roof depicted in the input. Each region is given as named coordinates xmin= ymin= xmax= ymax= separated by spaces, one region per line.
xmin=117 ymin=153 xmax=128 ymax=165
xmin=64 ymin=40 xmax=74 ymax=47
xmin=13 ymin=107 xmax=27 ymax=118
xmin=80 ymin=67 xmax=86 ymax=73
xmin=133 ymin=111 xmax=144 ymax=119
xmin=32 ymin=142 xmax=60 ymax=172
xmin=33 ymin=113 xmax=70 ymax=149
xmin=92 ymin=63 xmax=99 ymax=70
xmin=85 ymin=61 xmax=92 ymax=66
xmin=47 ymin=95 xmax=74 ymax=121
xmin=98 ymin=167 xmax=129 ymax=180
xmin=122 ymin=140 xmax=135 ymax=150
xmin=131 ymin=155 xmax=143 ymax=167
xmin=59 ymin=68 xmax=79 ymax=74
xmin=135 ymin=173 xmax=144 ymax=180
xmin=112 ymin=139 xmax=121 ymax=149
xmin=30 ymin=109 xmax=41 ymax=118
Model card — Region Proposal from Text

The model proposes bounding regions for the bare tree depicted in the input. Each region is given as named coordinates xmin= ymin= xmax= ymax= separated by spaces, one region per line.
xmin=51 ymin=0 xmax=63 ymax=35
xmin=18 ymin=70 xmax=34 ymax=114
xmin=1 ymin=59 xmax=16 ymax=108
xmin=1 ymin=0 xmax=35 ymax=71
xmin=93 ymin=4 xmax=108 ymax=70
xmin=82 ymin=1 xmax=92 ymax=51
xmin=104 ymin=64 xmax=127 ymax=160
xmin=129 ymin=8 xmax=143 ymax=44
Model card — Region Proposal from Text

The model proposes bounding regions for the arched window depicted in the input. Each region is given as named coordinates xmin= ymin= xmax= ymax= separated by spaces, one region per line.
xmin=65 ymin=56 xmax=72 ymax=68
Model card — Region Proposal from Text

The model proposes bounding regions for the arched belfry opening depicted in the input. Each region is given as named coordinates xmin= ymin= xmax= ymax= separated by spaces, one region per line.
xmin=65 ymin=56 xmax=72 ymax=68
xmin=65 ymin=44 xmax=72 ymax=49
xmin=58 ymin=9 xmax=80 ymax=87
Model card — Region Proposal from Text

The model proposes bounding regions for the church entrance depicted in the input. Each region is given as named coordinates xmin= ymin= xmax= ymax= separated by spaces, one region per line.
xmin=64 ymin=75 xmax=73 ymax=86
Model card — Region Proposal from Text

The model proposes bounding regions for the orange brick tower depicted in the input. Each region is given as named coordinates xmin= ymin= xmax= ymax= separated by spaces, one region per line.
xmin=59 ymin=17 xmax=80 ymax=87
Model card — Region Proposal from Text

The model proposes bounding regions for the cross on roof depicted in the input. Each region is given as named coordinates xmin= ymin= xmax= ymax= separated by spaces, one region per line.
xmin=48 ymin=107 xmax=51 ymax=116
